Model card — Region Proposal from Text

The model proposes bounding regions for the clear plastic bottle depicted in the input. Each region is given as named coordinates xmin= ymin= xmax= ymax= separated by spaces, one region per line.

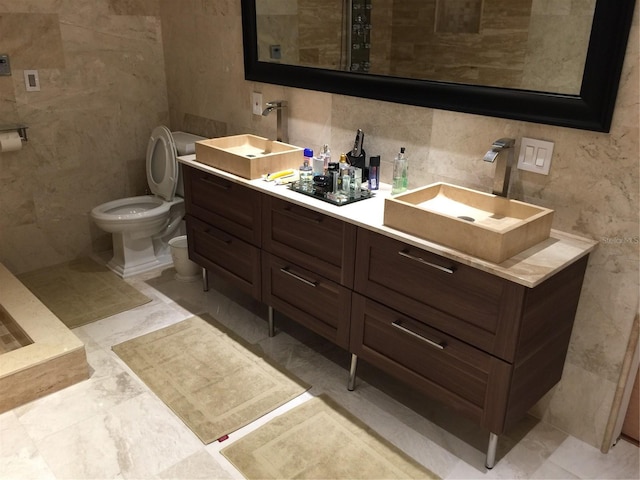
xmin=299 ymin=150 xmax=314 ymax=192
xmin=320 ymin=144 xmax=331 ymax=173
xmin=391 ymin=147 xmax=408 ymax=194
xmin=338 ymin=153 xmax=349 ymax=192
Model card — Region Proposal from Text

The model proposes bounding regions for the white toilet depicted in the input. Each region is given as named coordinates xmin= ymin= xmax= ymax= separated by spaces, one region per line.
xmin=91 ymin=126 xmax=204 ymax=278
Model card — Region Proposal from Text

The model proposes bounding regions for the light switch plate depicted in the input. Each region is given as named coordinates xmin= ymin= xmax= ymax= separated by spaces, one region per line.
xmin=517 ymin=137 xmax=554 ymax=175
xmin=0 ymin=54 xmax=11 ymax=76
xmin=252 ymin=92 xmax=263 ymax=116
xmin=24 ymin=70 xmax=40 ymax=91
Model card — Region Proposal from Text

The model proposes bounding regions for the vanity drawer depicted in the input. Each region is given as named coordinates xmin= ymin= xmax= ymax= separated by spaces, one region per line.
xmin=351 ymin=294 xmax=511 ymax=432
xmin=262 ymin=252 xmax=351 ymax=349
xmin=183 ymin=166 xmax=262 ymax=247
xmin=263 ymin=196 xmax=357 ymax=288
xmin=186 ymin=215 xmax=261 ymax=300
xmin=354 ymin=229 xmax=524 ymax=360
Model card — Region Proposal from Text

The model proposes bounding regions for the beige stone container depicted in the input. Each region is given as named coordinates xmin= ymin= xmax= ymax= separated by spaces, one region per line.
xmin=383 ymin=183 xmax=554 ymax=264
xmin=195 ymin=134 xmax=303 ymax=180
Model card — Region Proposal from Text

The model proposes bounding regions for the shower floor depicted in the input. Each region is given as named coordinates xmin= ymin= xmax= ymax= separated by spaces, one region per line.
xmin=0 ymin=306 xmax=32 ymax=354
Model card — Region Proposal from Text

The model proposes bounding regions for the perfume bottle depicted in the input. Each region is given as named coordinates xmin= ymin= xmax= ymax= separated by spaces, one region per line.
xmin=391 ymin=147 xmax=408 ymax=194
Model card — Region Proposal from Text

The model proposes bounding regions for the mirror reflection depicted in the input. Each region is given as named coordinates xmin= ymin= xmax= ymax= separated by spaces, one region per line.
xmin=256 ymin=0 xmax=596 ymax=94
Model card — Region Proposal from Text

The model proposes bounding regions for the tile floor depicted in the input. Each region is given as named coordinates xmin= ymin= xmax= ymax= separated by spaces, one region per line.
xmin=1 ymin=265 xmax=638 ymax=480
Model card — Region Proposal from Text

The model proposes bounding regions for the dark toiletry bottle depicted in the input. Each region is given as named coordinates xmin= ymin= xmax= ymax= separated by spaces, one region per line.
xmin=368 ymin=155 xmax=380 ymax=190
xmin=327 ymin=162 xmax=339 ymax=192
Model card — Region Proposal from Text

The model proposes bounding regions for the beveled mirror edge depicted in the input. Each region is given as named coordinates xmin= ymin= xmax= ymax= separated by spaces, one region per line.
xmin=242 ymin=0 xmax=636 ymax=133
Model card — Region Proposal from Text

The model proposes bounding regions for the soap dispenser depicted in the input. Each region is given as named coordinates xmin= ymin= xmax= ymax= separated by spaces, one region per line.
xmin=391 ymin=147 xmax=408 ymax=194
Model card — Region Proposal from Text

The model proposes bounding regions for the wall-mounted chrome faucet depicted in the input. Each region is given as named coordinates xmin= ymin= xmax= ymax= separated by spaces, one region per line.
xmin=262 ymin=100 xmax=288 ymax=144
xmin=483 ymin=138 xmax=515 ymax=198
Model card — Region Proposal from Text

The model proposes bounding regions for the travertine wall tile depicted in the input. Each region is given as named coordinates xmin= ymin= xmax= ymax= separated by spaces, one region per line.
xmin=0 ymin=14 xmax=65 ymax=69
xmin=0 ymin=1 xmax=168 ymax=274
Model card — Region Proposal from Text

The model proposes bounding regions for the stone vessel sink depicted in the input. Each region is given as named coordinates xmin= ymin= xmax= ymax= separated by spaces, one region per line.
xmin=383 ymin=182 xmax=554 ymax=263
xmin=195 ymin=134 xmax=303 ymax=180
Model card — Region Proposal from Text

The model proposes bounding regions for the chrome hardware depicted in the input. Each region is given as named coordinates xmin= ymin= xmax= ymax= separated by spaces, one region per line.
xmin=262 ymin=100 xmax=289 ymax=143
xmin=483 ymin=137 xmax=515 ymax=198
xmin=391 ymin=321 xmax=445 ymax=350
xmin=279 ymin=267 xmax=318 ymax=287
xmin=398 ymin=250 xmax=455 ymax=274
xmin=486 ymin=432 xmax=499 ymax=469
xmin=201 ymin=177 xmax=230 ymax=190
xmin=348 ymin=353 xmax=358 ymax=391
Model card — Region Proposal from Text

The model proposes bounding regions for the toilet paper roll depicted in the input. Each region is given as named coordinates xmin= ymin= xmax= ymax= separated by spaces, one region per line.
xmin=0 ymin=131 xmax=22 ymax=153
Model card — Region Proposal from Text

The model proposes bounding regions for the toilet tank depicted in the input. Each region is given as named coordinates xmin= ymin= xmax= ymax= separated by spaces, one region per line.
xmin=172 ymin=131 xmax=206 ymax=197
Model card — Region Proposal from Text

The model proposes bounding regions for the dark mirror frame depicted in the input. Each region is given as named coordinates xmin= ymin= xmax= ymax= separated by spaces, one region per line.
xmin=242 ymin=0 xmax=635 ymax=133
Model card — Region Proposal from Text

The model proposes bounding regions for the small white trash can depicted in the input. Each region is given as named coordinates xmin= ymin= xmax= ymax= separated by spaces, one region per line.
xmin=168 ymin=235 xmax=200 ymax=282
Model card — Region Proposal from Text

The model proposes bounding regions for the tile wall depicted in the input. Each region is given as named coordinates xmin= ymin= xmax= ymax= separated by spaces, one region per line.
xmin=0 ymin=0 xmax=168 ymax=274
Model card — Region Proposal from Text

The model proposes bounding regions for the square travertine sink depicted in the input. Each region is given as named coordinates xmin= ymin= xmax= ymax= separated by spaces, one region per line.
xmin=384 ymin=182 xmax=554 ymax=263
xmin=195 ymin=134 xmax=303 ymax=180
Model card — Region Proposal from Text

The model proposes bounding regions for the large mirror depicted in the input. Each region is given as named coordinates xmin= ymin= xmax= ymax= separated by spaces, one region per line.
xmin=241 ymin=0 xmax=636 ymax=132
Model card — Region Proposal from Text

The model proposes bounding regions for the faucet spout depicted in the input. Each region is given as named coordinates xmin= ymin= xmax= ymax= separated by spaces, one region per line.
xmin=262 ymin=100 xmax=288 ymax=143
xmin=483 ymin=138 xmax=515 ymax=197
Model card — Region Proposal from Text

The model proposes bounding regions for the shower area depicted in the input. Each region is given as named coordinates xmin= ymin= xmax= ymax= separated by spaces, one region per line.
xmin=0 ymin=263 xmax=89 ymax=413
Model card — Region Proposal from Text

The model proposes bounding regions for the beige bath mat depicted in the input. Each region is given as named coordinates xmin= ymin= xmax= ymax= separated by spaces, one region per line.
xmin=112 ymin=314 xmax=309 ymax=444
xmin=17 ymin=257 xmax=151 ymax=329
xmin=221 ymin=394 xmax=439 ymax=479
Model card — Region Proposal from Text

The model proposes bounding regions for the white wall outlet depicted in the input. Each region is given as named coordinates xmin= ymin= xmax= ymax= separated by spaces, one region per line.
xmin=252 ymin=92 xmax=263 ymax=116
xmin=24 ymin=70 xmax=40 ymax=91
xmin=517 ymin=137 xmax=554 ymax=175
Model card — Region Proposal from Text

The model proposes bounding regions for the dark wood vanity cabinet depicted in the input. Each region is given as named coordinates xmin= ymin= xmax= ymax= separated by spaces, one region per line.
xmin=262 ymin=196 xmax=357 ymax=288
xmin=181 ymin=164 xmax=592 ymax=460
xmin=351 ymin=229 xmax=589 ymax=434
xmin=261 ymin=196 xmax=357 ymax=348
xmin=262 ymin=252 xmax=352 ymax=348
xmin=182 ymin=166 xmax=262 ymax=299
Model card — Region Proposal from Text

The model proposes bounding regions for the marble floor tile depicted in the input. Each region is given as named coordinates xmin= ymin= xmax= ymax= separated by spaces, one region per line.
xmin=1 ymin=264 xmax=638 ymax=480
xmin=78 ymin=298 xmax=188 ymax=349
xmin=0 ymin=411 xmax=56 ymax=480
xmin=156 ymin=449 xmax=235 ymax=480
xmin=14 ymin=368 xmax=147 ymax=442
xmin=36 ymin=392 xmax=203 ymax=480
xmin=546 ymin=436 xmax=639 ymax=480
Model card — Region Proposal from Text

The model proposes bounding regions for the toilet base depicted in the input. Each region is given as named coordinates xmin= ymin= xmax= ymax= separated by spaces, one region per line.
xmin=107 ymin=232 xmax=175 ymax=278
xmin=107 ymin=252 xmax=173 ymax=278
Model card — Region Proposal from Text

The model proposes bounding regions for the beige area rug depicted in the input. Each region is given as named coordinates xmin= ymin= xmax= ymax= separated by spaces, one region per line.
xmin=17 ymin=257 xmax=151 ymax=329
xmin=221 ymin=395 xmax=440 ymax=479
xmin=112 ymin=314 xmax=310 ymax=444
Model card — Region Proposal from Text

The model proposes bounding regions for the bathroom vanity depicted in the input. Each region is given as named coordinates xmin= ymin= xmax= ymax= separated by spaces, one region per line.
xmin=179 ymin=157 xmax=597 ymax=468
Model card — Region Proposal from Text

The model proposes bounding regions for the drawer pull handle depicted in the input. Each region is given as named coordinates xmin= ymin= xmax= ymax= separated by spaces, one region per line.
xmin=398 ymin=250 xmax=456 ymax=274
xmin=280 ymin=267 xmax=318 ymax=287
xmin=282 ymin=205 xmax=323 ymax=224
xmin=392 ymin=321 xmax=446 ymax=350
xmin=204 ymin=229 xmax=232 ymax=244
xmin=201 ymin=177 xmax=231 ymax=190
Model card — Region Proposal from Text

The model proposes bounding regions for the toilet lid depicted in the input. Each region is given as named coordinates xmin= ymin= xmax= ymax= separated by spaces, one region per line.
xmin=146 ymin=126 xmax=178 ymax=201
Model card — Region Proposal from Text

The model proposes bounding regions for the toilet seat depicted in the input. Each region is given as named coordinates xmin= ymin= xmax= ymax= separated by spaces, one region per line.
xmin=147 ymin=125 xmax=178 ymax=201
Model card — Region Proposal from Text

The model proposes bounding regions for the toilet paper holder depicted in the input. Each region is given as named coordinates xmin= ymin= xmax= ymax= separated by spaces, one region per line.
xmin=0 ymin=124 xmax=28 ymax=142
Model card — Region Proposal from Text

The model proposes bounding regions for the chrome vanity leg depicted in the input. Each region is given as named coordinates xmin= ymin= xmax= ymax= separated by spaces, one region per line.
xmin=202 ymin=267 xmax=209 ymax=292
xmin=347 ymin=354 xmax=358 ymax=391
xmin=268 ymin=306 xmax=275 ymax=337
xmin=485 ymin=432 xmax=498 ymax=469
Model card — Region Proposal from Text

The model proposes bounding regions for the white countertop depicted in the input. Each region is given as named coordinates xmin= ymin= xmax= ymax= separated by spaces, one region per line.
xmin=179 ymin=155 xmax=598 ymax=288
